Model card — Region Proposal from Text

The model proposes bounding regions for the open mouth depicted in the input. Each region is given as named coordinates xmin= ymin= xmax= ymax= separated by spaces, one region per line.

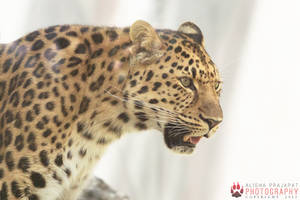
xmin=183 ymin=135 xmax=203 ymax=145
xmin=163 ymin=122 xmax=203 ymax=150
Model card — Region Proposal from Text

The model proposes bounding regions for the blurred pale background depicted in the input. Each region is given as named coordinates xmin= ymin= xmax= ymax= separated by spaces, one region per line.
xmin=0 ymin=0 xmax=299 ymax=200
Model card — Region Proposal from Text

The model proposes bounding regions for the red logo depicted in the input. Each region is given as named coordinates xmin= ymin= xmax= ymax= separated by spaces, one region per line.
xmin=231 ymin=182 xmax=244 ymax=198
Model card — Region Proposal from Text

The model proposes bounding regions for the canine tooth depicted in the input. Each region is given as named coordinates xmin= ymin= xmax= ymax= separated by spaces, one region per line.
xmin=183 ymin=135 xmax=190 ymax=142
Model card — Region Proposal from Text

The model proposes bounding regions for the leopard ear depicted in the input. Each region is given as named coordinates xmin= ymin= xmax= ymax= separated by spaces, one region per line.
xmin=178 ymin=22 xmax=203 ymax=44
xmin=129 ymin=20 xmax=165 ymax=65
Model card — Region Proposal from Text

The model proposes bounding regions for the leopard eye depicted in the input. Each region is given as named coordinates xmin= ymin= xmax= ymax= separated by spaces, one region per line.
xmin=215 ymin=82 xmax=220 ymax=91
xmin=180 ymin=77 xmax=192 ymax=88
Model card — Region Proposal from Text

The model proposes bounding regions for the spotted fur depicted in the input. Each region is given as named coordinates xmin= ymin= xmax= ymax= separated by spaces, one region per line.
xmin=0 ymin=20 xmax=222 ymax=199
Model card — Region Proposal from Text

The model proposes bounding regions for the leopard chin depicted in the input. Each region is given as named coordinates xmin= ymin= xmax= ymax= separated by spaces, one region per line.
xmin=170 ymin=145 xmax=195 ymax=154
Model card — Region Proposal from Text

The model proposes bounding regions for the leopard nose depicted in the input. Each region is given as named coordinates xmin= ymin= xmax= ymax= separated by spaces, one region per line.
xmin=199 ymin=114 xmax=222 ymax=130
xmin=206 ymin=118 xmax=222 ymax=130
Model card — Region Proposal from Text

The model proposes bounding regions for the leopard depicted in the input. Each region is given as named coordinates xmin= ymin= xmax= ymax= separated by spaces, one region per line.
xmin=0 ymin=20 xmax=223 ymax=200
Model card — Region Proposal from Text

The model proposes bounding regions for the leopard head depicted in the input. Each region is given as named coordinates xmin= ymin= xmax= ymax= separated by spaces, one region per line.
xmin=124 ymin=20 xmax=223 ymax=154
